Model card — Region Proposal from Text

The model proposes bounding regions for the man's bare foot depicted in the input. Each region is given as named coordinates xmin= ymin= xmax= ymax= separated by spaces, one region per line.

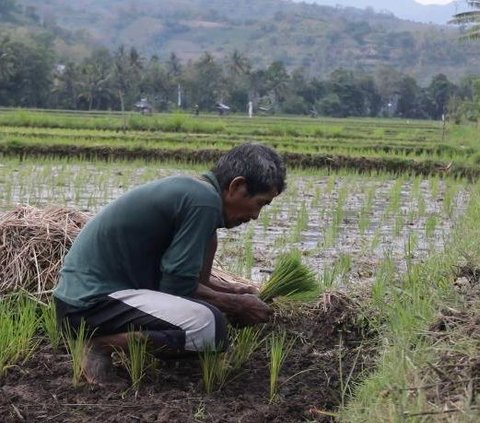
xmin=82 ymin=348 xmax=126 ymax=387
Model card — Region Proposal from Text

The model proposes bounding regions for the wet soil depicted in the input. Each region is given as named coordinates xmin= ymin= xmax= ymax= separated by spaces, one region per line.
xmin=0 ymin=293 xmax=377 ymax=423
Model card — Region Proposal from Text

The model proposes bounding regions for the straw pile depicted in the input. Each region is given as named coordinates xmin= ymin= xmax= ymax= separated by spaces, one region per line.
xmin=0 ymin=205 xmax=89 ymax=296
xmin=0 ymin=205 xmax=251 ymax=298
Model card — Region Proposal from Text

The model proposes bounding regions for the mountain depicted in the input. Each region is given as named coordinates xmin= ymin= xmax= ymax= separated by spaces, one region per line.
xmin=297 ymin=0 xmax=462 ymax=25
xmin=14 ymin=0 xmax=480 ymax=84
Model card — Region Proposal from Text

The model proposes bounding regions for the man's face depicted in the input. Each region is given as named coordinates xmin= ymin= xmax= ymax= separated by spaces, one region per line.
xmin=222 ymin=177 xmax=278 ymax=229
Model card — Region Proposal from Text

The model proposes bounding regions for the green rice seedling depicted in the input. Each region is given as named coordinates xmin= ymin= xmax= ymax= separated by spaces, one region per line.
xmin=404 ymin=232 xmax=418 ymax=260
xmin=118 ymin=331 xmax=150 ymax=392
xmin=290 ymin=201 xmax=309 ymax=243
xmin=321 ymin=222 xmax=338 ymax=248
xmin=417 ymin=193 xmax=426 ymax=217
xmin=386 ymin=179 xmax=403 ymax=216
xmin=228 ymin=326 xmax=262 ymax=370
xmin=40 ymin=300 xmax=62 ymax=350
xmin=425 ymin=214 xmax=438 ymax=239
xmin=0 ymin=294 xmax=39 ymax=376
xmin=260 ymin=208 xmax=271 ymax=232
xmin=358 ymin=187 xmax=375 ymax=235
xmin=311 ymin=185 xmax=322 ymax=209
xmin=442 ymin=183 xmax=457 ymax=217
xmin=267 ymin=330 xmax=293 ymax=403
xmin=259 ymin=251 xmax=318 ymax=302
xmin=429 ymin=176 xmax=439 ymax=198
xmin=199 ymin=345 xmax=230 ymax=394
xmin=370 ymin=228 xmax=381 ymax=250
xmin=326 ymin=175 xmax=336 ymax=194
xmin=336 ymin=253 xmax=352 ymax=284
xmin=242 ymin=226 xmax=255 ymax=279
xmin=393 ymin=214 xmax=404 ymax=237
xmin=62 ymin=319 xmax=90 ymax=387
xmin=371 ymin=251 xmax=395 ymax=306
xmin=320 ymin=264 xmax=338 ymax=289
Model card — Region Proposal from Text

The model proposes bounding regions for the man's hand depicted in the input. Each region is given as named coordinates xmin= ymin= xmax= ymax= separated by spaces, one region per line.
xmin=230 ymin=282 xmax=259 ymax=295
xmin=193 ymin=284 xmax=272 ymax=326
xmin=229 ymin=294 xmax=272 ymax=325
xmin=205 ymin=274 xmax=259 ymax=295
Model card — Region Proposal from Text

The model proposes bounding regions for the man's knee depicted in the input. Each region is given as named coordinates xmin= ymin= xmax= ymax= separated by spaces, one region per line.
xmin=188 ymin=303 xmax=228 ymax=352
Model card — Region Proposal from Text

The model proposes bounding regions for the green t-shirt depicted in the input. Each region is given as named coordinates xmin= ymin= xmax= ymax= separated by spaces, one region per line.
xmin=53 ymin=172 xmax=224 ymax=308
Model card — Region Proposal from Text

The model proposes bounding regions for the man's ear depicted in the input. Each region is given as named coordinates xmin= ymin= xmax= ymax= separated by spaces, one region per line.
xmin=227 ymin=176 xmax=248 ymax=196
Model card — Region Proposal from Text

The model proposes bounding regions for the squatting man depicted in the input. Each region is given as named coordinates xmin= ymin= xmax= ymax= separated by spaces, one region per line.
xmin=53 ymin=143 xmax=286 ymax=385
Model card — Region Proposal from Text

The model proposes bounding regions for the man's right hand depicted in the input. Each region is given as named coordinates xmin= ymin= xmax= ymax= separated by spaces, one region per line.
xmin=194 ymin=284 xmax=272 ymax=326
xmin=228 ymin=294 xmax=272 ymax=326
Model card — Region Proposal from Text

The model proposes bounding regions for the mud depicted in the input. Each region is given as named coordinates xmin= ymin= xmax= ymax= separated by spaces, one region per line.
xmin=0 ymin=293 xmax=377 ymax=423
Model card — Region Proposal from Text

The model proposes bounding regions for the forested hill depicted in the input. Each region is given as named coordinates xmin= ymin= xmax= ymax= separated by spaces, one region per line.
xmin=11 ymin=0 xmax=480 ymax=83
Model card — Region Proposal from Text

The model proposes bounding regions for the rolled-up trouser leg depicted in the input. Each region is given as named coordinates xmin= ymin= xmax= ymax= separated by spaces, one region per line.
xmin=55 ymin=289 xmax=228 ymax=352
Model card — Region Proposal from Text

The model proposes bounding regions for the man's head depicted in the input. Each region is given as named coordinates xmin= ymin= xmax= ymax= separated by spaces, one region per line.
xmin=211 ymin=143 xmax=286 ymax=228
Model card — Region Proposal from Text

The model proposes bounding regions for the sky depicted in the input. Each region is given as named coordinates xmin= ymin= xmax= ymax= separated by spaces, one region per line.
xmin=415 ymin=0 xmax=453 ymax=4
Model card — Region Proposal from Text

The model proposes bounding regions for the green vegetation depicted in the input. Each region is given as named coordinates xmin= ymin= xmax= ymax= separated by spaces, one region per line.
xmin=259 ymin=251 xmax=318 ymax=302
xmin=0 ymin=293 xmax=39 ymax=377
xmin=62 ymin=320 xmax=91 ymax=387
xmin=2 ymin=110 xmax=480 ymax=180
xmin=340 ymin=183 xmax=480 ymax=422
xmin=122 ymin=332 xmax=151 ymax=391
xmin=40 ymin=300 xmax=62 ymax=350
xmin=1 ymin=112 xmax=480 ymax=419
xmin=267 ymin=331 xmax=292 ymax=403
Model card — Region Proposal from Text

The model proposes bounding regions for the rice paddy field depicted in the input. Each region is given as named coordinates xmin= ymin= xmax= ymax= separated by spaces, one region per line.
xmin=1 ymin=109 xmax=480 ymax=422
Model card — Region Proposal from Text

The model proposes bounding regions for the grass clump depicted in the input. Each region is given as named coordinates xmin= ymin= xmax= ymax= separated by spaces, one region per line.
xmin=0 ymin=293 xmax=39 ymax=376
xmin=259 ymin=251 xmax=318 ymax=302
xmin=267 ymin=330 xmax=293 ymax=403
xmin=116 ymin=331 xmax=151 ymax=392
xmin=40 ymin=300 xmax=62 ymax=349
xmin=199 ymin=345 xmax=230 ymax=394
xmin=62 ymin=319 xmax=91 ymax=387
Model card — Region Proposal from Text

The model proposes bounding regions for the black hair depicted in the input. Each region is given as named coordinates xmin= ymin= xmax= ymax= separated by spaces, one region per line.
xmin=211 ymin=143 xmax=286 ymax=196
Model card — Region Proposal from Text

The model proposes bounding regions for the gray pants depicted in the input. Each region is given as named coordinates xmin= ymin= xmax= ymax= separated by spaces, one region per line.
xmin=55 ymin=289 xmax=228 ymax=352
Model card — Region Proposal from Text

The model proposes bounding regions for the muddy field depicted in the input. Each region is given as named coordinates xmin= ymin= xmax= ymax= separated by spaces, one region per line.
xmin=0 ymin=159 xmax=473 ymax=422
xmin=0 ymin=293 xmax=377 ymax=423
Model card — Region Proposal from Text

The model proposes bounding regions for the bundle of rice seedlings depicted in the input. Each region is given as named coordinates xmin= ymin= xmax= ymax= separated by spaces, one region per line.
xmin=0 ymin=205 xmax=89 ymax=296
xmin=259 ymin=251 xmax=318 ymax=302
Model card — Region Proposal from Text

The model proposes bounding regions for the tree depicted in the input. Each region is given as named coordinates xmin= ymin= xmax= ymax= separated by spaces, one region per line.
xmin=51 ymin=62 xmax=80 ymax=109
xmin=0 ymin=33 xmax=54 ymax=107
xmin=450 ymin=1 xmax=480 ymax=40
xmin=77 ymin=48 xmax=113 ymax=110
xmin=0 ymin=0 xmax=18 ymax=21
xmin=182 ymin=53 xmax=225 ymax=110
xmin=140 ymin=57 xmax=175 ymax=111
xmin=427 ymin=74 xmax=455 ymax=120
xmin=111 ymin=46 xmax=144 ymax=113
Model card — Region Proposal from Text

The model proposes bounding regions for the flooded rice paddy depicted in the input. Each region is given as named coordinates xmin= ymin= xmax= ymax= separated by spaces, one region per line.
xmin=0 ymin=158 xmax=471 ymax=290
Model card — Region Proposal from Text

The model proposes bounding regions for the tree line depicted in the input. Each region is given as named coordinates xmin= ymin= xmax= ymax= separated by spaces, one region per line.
xmin=0 ymin=32 xmax=478 ymax=121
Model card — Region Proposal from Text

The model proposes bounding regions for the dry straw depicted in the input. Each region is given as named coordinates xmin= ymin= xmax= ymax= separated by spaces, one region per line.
xmin=0 ymin=205 xmax=88 ymax=296
xmin=0 ymin=205 xmax=253 ymax=297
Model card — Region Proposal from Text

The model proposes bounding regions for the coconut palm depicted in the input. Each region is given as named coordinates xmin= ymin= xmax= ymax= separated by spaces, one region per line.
xmin=450 ymin=1 xmax=480 ymax=40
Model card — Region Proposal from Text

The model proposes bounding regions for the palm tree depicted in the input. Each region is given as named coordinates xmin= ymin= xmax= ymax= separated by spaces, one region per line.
xmin=226 ymin=50 xmax=251 ymax=79
xmin=450 ymin=1 xmax=480 ymax=40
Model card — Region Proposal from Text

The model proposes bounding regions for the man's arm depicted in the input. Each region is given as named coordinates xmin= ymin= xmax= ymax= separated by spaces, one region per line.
xmin=199 ymin=234 xmax=259 ymax=295
xmin=193 ymin=283 xmax=272 ymax=325
xmin=196 ymin=234 xmax=270 ymax=324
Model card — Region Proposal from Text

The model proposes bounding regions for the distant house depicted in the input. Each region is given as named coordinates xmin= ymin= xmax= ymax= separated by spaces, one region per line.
xmin=216 ymin=102 xmax=230 ymax=115
xmin=134 ymin=98 xmax=153 ymax=114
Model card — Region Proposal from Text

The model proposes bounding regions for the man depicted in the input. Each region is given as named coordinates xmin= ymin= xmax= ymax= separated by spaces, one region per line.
xmin=53 ymin=143 xmax=286 ymax=385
